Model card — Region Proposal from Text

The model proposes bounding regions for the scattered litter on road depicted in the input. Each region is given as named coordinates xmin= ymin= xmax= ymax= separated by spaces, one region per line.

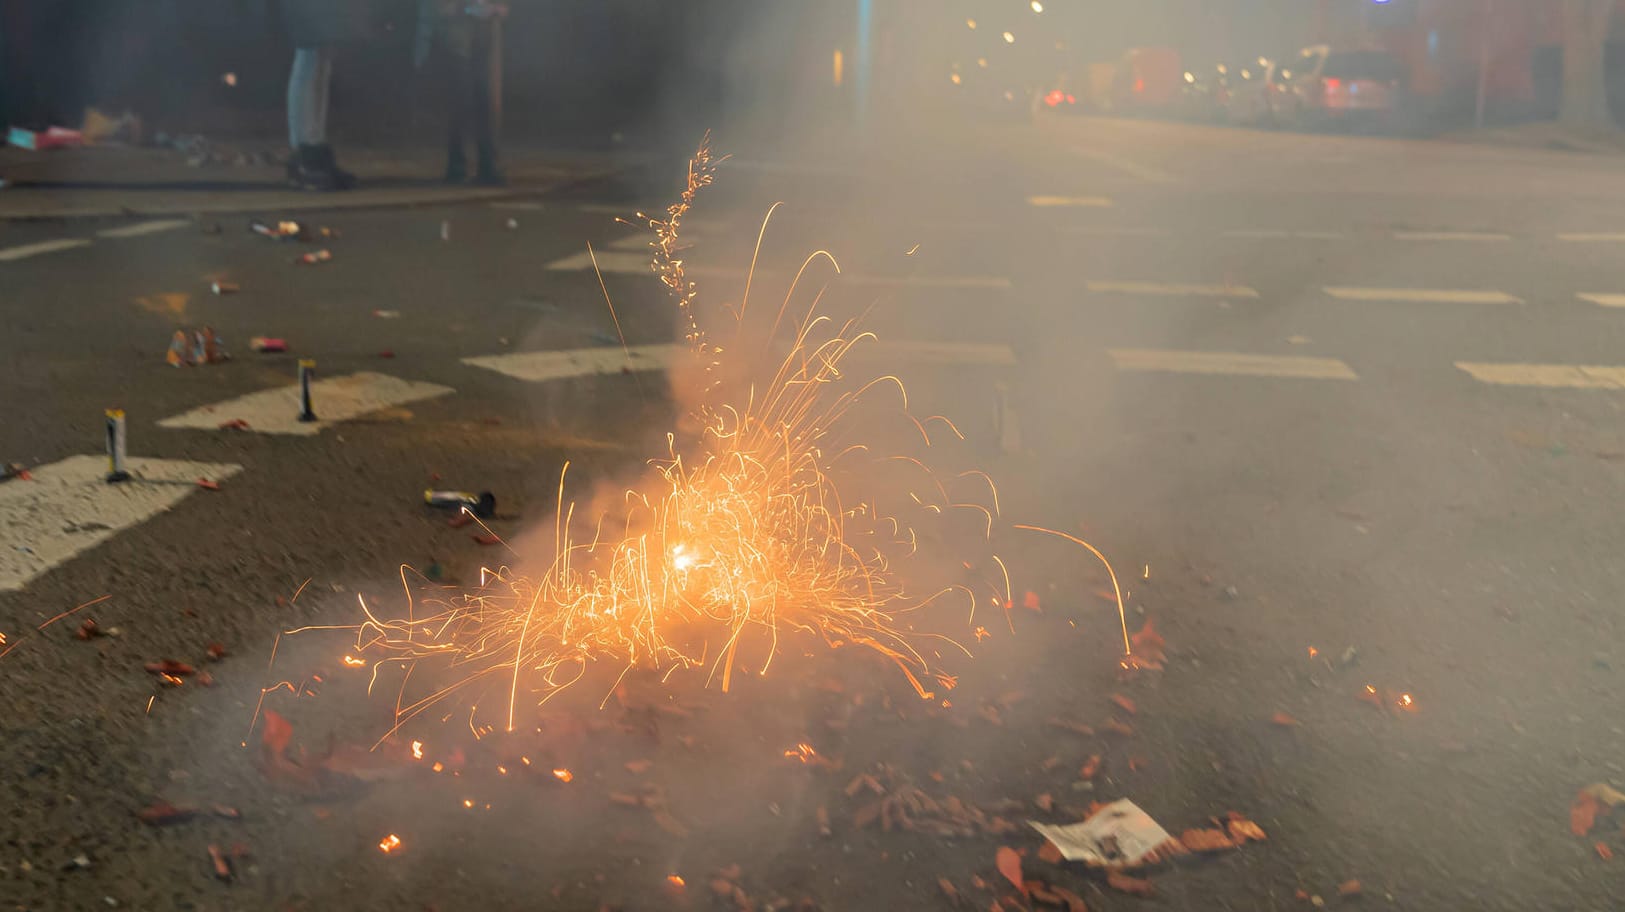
xmin=211 ymin=281 xmax=239 ymax=295
xmin=425 ymin=489 xmax=497 ymax=519
xmin=1107 ymin=870 xmax=1155 ymax=897
xmin=1337 ymin=879 xmax=1362 ymax=897
xmin=136 ymin=802 xmax=198 ymax=826
xmin=1271 ymin=711 xmax=1300 ymax=727
xmin=441 ymin=220 xmax=451 ymax=241
xmin=1571 ymin=783 xmax=1625 ymax=836
xmin=166 ymin=328 xmax=230 ymax=366
xmin=196 ymin=478 xmax=221 ymax=491
xmin=995 ymin=846 xmax=1024 ymax=892
xmin=372 ymin=309 xmax=401 ymax=319
xmin=295 ymin=249 xmax=332 ymax=265
xmin=251 ymin=220 xmax=303 ymax=240
xmin=8 ymin=125 xmax=83 ymax=150
xmin=144 ymin=659 xmax=196 ymax=677
xmin=248 ymin=337 xmax=287 ymax=353
xmin=218 ymin=418 xmax=250 ymax=430
xmin=207 ymin=844 xmax=232 ymax=881
xmin=1 ymin=462 xmax=30 ymax=482
xmin=1027 ymin=799 xmax=1171 ymax=867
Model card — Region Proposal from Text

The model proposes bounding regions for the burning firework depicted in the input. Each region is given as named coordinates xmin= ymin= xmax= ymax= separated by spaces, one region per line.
xmin=280 ymin=136 xmax=1127 ymax=741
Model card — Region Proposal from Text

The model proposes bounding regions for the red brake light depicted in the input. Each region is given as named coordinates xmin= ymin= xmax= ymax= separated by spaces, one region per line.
xmin=1323 ymin=77 xmax=1341 ymax=91
xmin=1065 ymin=94 xmax=1075 ymax=104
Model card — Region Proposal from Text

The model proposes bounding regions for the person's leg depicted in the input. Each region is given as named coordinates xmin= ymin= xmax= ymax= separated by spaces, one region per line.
xmin=442 ymin=39 xmax=470 ymax=182
xmin=470 ymin=21 xmax=502 ymax=184
xmin=312 ymin=46 xmax=333 ymax=144
xmin=287 ymin=47 xmax=322 ymax=149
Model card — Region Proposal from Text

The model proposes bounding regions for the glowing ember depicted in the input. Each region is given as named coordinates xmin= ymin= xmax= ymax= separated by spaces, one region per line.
xmin=462 ymin=799 xmax=474 ymax=808
xmin=411 ymin=740 xmax=423 ymax=760
xmin=784 ymin=742 xmax=818 ymax=763
xmin=378 ymin=834 xmax=403 ymax=854
xmin=1308 ymin=646 xmax=1319 ymax=659
xmin=1397 ymin=693 xmax=1416 ymax=710
xmin=666 ymin=875 xmax=686 ymax=890
xmin=552 ymin=768 xmax=573 ymax=783
xmin=431 ymin=762 xmax=444 ymax=773
xmin=341 ymin=655 xmax=365 ymax=668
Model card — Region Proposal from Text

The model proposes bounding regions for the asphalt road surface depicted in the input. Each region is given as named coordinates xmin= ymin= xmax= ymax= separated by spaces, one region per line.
xmin=4 ymin=115 xmax=1625 ymax=911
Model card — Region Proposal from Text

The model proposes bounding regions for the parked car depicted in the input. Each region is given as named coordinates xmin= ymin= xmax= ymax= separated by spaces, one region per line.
xmin=1110 ymin=47 xmax=1183 ymax=116
xmin=1221 ymin=58 xmax=1282 ymax=126
xmin=1271 ymin=45 xmax=1405 ymax=130
xmin=1039 ymin=71 xmax=1086 ymax=115
xmin=1177 ymin=62 xmax=1254 ymax=123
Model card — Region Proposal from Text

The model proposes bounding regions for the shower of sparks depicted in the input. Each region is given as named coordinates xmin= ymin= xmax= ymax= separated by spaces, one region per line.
xmin=273 ymin=138 xmax=1127 ymax=741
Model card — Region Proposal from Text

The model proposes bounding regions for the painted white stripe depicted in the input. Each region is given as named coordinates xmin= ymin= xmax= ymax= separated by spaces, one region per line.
xmin=1221 ymin=229 xmax=1346 ymax=240
xmin=96 ymin=219 xmax=190 ymax=239
xmin=1578 ymin=293 xmax=1625 ymax=308
xmin=466 ymin=344 xmax=681 ymax=383
xmin=1323 ymin=286 xmax=1521 ymax=304
xmin=1026 ymin=195 xmax=1114 ymax=208
xmin=0 ymin=238 xmax=91 ymax=262
xmin=607 ymin=233 xmax=654 ymax=251
xmin=1391 ymin=231 xmax=1510 ymax=242
xmin=490 ymin=200 xmax=546 ymax=210
xmin=546 ymin=249 xmax=1011 ymax=288
xmin=1557 ymin=233 xmax=1625 ymax=242
xmin=1086 ymin=280 xmax=1260 ymax=299
xmin=1456 ymin=362 xmax=1625 ymax=389
xmin=1063 ymin=226 xmax=1169 ymax=237
xmin=1110 ymin=348 xmax=1358 ymax=380
xmin=467 ymin=340 xmax=1019 ymax=384
xmin=0 ymin=455 xmax=242 ymax=592
xmin=158 ymin=372 xmax=454 ymax=435
xmin=1069 ymin=145 xmax=1176 ymax=184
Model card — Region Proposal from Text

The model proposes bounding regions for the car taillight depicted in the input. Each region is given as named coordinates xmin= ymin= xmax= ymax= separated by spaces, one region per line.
xmin=1065 ymin=94 xmax=1075 ymax=104
xmin=1323 ymin=77 xmax=1341 ymax=91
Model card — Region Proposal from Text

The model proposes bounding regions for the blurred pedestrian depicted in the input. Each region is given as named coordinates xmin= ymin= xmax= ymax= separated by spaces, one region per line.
xmin=280 ymin=0 xmax=371 ymax=190
xmin=415 ymin=0 xmax=505 ymax=185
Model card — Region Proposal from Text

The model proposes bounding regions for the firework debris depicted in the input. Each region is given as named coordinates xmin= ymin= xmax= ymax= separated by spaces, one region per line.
xmin=1029 ymin=800 xmax=1173 ymax=868
xmin=207 ymin=844 xmax=232 ymax=881
xmin=850 ymin=777 xmax=1019 ymax=838
xmin=1337 ymin=879 xmax=1363 ymax=897
xmin=1107 ymin=870 xmax=1155 ymax=898
xmin=1570 ymin=783 xmax=1625 ymax=836
xmin=1 ymin=462 xmax=31 ymax=482
xmin=144 ymin=659 xmax=196 ymax=677
xmin=135 ymin=801 xmax=197 ymax=826
xmin=995 ymin=846 xmax=1025 ymax=893
xmin=75 ymin=618 xmax=120 ymax=640
xmin=1271 ymin=711 xmax=1301 ymax=727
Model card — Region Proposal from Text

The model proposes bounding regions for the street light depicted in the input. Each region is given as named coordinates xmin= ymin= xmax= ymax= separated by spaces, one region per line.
xmin=1002 ymin=30 xmax=1015 ymax=44
xmin=966 ymin=17 xmax=976 ymax=29
xmin=1031 ymin=1 xmax=1044 ymax=12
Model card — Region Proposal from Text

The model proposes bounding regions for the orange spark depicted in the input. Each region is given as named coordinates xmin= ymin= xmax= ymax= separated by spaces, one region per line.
xmin=974 ymin=626 xmax=990 ymax=641
xmin=411 ymin=740 xmax=423 ymax=760
xmin=342 ymin=655 xmax=365 ymax=668
xmin=666 ymin=875 xmax=686 ymax=890
xmin=1308 ymin=646 xmax=1319 ymax=659
xmin=784 ymin=742 xmax=818 ymax=763
xmin=431 ymin=762 xmax=444 ymax=773
xmin=462 ymin=799 xmax=474 ymax=808
xmin=378 ymin=834 xmax=403 ymax=854
xmin=1397 ymin=693 xmax=1416 ymax=710
xmin=552 ymin=769 xmax=573 ymax=783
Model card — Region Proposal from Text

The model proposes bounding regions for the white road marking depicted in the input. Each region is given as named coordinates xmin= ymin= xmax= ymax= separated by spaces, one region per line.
xmin=607 ymin=234 xmax=654 ymax=251
xmin=1086 ymin=280 xmax=1260 ymax=299
xmin=1456 ymin=362 xmax=1625 ymax=389
xmin=545 ymin=249 xmax=1011 ymax=288
xmin=490 ymin=200 xmax=546 ymax=210
xmin=1110 ymin=348 xmax=1358 ymax=380
xmin=1323 ymin=286 xmax=1521 ymax=304
xmin=1557 ymin=232 xmax=1625 ymax=242
xmin=1292 ymin=230 xmax=1346 ymax=240
xmin=467 ymin=340 xmax=1019 ymax=384
xmin=1220 ymin=229 xmax=1346 ymax=240
xmin=1391 ymin=231 xmax=1510 ymax=242
xmin=1026 ymin=195 xmax=1114 ymax=208
xmin=96 ymin=219 xmax=191 ymax=239
xmin=1069 ymin=145 xmax=1176 ymax=184
xmin=0 ymin=455 xmax=242 ymax=592
xmin=158 ymin=372 xmax=454 ymax=435
xmin=466 ymin=344 xmax=681 ymax=383
xmin=1062 ymin=226 xmax=1169 ymax=237
xmin=1578 ymin=293 xmax=1625 ymax=308
xmin=0 ymin=238 xmax=91 ymax=262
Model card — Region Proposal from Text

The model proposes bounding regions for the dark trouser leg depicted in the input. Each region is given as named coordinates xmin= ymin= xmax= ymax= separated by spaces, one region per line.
xmin=443 ymin=43 xmax=470 ymax=181
xmin=470 ymin=23 xmax=500 ymax=179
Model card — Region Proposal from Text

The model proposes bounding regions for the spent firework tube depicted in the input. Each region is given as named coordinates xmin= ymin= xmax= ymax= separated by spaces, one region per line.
xmin=296 ymin=359 xmax=317 ymax=422
xmin=211 ymin=281 xmax=239 ymax=295
xmin=249 ymin=337 xmax=287 ymax=353
xmin=104 ymin=409 xmax=131 ymax=483
xmin=425 ymin=489 xmax=496 ymax=519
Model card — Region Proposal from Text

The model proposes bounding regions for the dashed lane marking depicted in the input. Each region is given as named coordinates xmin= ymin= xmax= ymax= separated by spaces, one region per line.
xmin=1390 ymin=231 xmax=1510 ymax=242
xmin=1455 ymin=362 xmax=1625 ymax=389
xmin=0 ymin=455 xmax=242 ymax=592
xmin=1109 ymin=348 xmax=1358 ymax=380
xmin=1026 ymin=195 xmax=1114 ymax=208
xmin=1323 ymin=286 xmax=1521 ymax=304
xmin=0 ymin=238 xmax=91 ymax=262
xmin=466 ymin=340 xmax=1018 ymax=383
xmin=1086 ymin=280 xmax=1260 ymax=299
xmin=1577 ymin=293 xmax=1625 ymax=308
xmin=158 ymin=373 xmax=454 ymax=435
xmin=544 ymin=249 xmax=1011 ymax=288
xmin=95 ymin=219 xmax=191 ymax=239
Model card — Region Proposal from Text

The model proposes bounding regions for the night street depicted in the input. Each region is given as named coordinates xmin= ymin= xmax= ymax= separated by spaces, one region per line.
xmin=6 ymin=106 xmax=1625 ymax=911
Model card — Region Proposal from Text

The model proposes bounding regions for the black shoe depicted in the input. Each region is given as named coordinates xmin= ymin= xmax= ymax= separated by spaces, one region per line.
xmin=290 ymin=144 xmax=344 ymax=192
xmin=311 ymin=144 xmax=357 ymax=190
